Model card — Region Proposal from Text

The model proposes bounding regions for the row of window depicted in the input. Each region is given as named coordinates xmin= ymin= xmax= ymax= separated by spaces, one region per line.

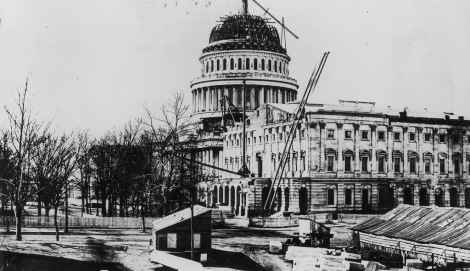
xmin=225 ymin=130 xmax=306 ymax=148
xmin=328 ymin=129 xmax=466 ymax=143
xmin=203 ymin=57 xmax=289 ymax=75
xmin=325 ymin=155 xmax=470 ymax=174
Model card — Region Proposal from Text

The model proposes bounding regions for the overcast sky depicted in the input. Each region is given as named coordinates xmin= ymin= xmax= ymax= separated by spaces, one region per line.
xmin=1 ymin=0 xmax=469 ymax=137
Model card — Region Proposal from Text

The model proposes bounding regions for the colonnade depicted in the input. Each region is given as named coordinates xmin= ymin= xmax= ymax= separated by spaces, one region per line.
xmin=207 ymin=184 xmax=247 ymax=217
xmin=192 ymin=85 xmax=297 ymax=113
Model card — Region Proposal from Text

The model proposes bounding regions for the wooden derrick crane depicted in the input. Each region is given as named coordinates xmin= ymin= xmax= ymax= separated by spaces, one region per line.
xmin=263 ymin=52 xmax=330 ymax=215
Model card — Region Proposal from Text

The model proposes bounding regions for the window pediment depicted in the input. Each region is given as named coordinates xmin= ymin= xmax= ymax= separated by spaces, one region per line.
xmin=325 ymin=148 xmax=338 ymax=160
xmin=342 ymin=149 xmax=354 ymax=160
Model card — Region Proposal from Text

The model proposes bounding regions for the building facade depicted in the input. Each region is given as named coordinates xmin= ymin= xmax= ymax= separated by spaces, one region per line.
xmin=191 ymin=10 xmax=470 ymax=217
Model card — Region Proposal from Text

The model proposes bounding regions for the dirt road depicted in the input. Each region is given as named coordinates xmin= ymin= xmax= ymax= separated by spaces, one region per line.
xmin=0 ymin=223 xmax=352 ymax=270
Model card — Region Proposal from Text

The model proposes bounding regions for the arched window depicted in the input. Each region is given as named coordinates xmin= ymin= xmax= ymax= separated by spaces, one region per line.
xmin=223 ymin=59 xmax=227 ymax=70
xmin=276 ymin=187 xmax=282 ymax=212
xmin=211 ymin=60 xmax=214 ymax=72
xmin=274 ymin=60 xmax=277 ymax=72
xmin=216 ymin=59 xmax=220 ymax=71
xmin=403 ymin=187 xmax=413 ymax=205
xmin=299 ymin=187 xmax=308 ymax=214
xmin=279 ymin=61 xmax=282 ymax=73
xmin=419 ymin=187 xmax=428 ymax=206
xmin=284 ymin=187 xmax=290 ymax=211
xmin=230 ymin=58 xmax=234 ymax=70
xmin=254 ymin=58 xmax=258 ymax=70
xmin=435 ymin=187 xmax=444 ymax=207
xmin=206 ymin=62 xmax=209 ymax=73
xmin=245 ymin=58 xmax=250 ymax=70
xmin=238 ymin=58 xmax=242 ymax=70
xmin=261 ymin=59 xmax=265 ymax=71
xmin=345 ymin=188 xmax=353 ymax=205
xmin=450 ymin=187 xmax=459 ymax=207
xmin=268 ymin=59 xmax=272 ymax=71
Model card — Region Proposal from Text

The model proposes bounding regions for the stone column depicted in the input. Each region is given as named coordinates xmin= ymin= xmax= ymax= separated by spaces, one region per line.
xmin=371 ymin=125 xmax=377 ymax=175
xmin=397 ymin=187 xmax=404 ymax=205
xmin=354 ymin=124 xmax=360 ymax=172
xmin=371 ymin=184 xmax=378 ymax=209
xmin=445 ymin=186 xmax=450 ymax=207
xmin=250 ymin=86 xmax=255 ymax=110
xmin=387 ymin=126 xmax=393 ymax=177
xmin=413 ymin=185 xmax=420 ymax=206
xmin=319 ymin=122 xmax=326 ymax=171
xmin=280 ymin=185 xmax=286 ymax=211
xmin=418 ymin=127 xmax=424 ymax=175
xmin=460 ymin=184 xmax=465 ymax=207
xmin=429 ymin=186 xmax=435 ymax=206
xmin=403 ymin=126 xmax=408 ymax=175
xmin=211 ymin=88 xmax=216 ymax=111
xmin=337 ymin=123 xmax=344 ymax=174
xmin=461 ymin=133 xmax=469 ymax=180
xmin=448 ymin=129 xmax=453 ymax=177
xmin=197 ymin=89 xmax=200 ymax=112
xmin=217 ymin=87 xmax=222 ymax=110
xmin=260 ymin=86 xmax=265 ymax=105
xmin=433 ymin=128 xmax=439 ymax=175
xmin=233 ymin=86 xmax=239 ymax=107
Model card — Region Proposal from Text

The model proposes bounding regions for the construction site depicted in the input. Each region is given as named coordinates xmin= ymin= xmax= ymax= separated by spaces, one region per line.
xmin=1 ymin=0 xmax=470 ymax=270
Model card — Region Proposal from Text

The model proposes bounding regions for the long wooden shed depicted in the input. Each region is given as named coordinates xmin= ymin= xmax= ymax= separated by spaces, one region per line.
xmin=351 ymin=204 xmax=470 ymax=263
xmin=152 ymin=205 xmax=212 ymax=254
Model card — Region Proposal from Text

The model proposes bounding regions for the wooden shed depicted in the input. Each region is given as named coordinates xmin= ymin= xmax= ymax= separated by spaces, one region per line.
xmin=152 ymin=205 xmax=212 ymax=254
xmin=351 ymin=204 xmax=470 ymax=264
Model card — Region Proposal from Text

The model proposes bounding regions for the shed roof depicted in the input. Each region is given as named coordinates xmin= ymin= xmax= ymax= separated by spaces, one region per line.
xmin=351 ymin=205 xmax=470 ymax=250
xmin=152 ymin=205 xmax=211 ymax=232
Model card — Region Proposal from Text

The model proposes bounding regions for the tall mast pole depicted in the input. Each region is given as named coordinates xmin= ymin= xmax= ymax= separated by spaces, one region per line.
xmin=242 ymin=80 xmax=246 ymax=173
xmin=243 ymin=0 xmax=248 ymax=15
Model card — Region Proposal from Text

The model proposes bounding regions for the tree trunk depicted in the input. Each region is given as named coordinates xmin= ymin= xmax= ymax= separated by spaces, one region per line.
xmin=141 ymin=196 xmax=146 ymax=233
xmin=81 ymin=185 xmax=85 ymax=214
xmin=53 ymin=207 xmax=59 ymax=241
xmin=101 ymin=195 xmax=107 ymax=217
xmin=119 ymin=194 xmax=124 ymax=217
xmin=38 ymin=193 xmax=42 ymax=216
xmin=65 ymin=188 xmax=69 ymax=233
xmin=15 ymin=203 xmax=22 ymax=241
xmin=45 ymin=206 xmax=50 ymax=216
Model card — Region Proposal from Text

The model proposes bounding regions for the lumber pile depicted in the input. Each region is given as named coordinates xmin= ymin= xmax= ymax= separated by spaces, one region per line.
xmin=287 ymin=246 xmax=387 ymax=271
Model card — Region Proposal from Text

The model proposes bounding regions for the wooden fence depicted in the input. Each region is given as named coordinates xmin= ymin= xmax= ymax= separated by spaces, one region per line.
xmin=338 ymin=214 xmax=381 ymax=224
xmin=0 ymin=216 xmax=155 ymax=229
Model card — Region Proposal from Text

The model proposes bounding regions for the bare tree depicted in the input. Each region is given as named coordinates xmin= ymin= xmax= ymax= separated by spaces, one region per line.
xmin=75 ymin=130 xmax=93 ymax=215
xmin=142 ymin=90 xmax=198 ymax=216
xmin=2 ymin=79 xmax=50 ymax=241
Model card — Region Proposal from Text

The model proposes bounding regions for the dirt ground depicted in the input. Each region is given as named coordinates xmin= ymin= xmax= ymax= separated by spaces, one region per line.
xmin=0 ymin=223 xmax=353 ymax=271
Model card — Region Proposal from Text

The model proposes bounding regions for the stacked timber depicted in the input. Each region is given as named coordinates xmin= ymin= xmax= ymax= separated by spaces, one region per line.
xmin=287 ymin=247 xmax=369 ymax=271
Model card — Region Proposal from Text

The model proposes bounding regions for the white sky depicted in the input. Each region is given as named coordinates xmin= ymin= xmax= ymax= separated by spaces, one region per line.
xmin=1 ymin=0 xmax=470 ymax=137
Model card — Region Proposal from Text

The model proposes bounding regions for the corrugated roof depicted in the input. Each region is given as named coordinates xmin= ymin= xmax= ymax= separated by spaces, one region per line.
xmin=152 ymin=205 xmax=211 ymax=232
xmin=351 ymin=205 xmax=470 ymax=250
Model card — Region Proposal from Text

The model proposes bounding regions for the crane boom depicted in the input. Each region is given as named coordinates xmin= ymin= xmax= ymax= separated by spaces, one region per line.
xmin=251 ymin=0 xmax=299 ymax=39
xmin=263 ymin=52 xmax=330 ymax=215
